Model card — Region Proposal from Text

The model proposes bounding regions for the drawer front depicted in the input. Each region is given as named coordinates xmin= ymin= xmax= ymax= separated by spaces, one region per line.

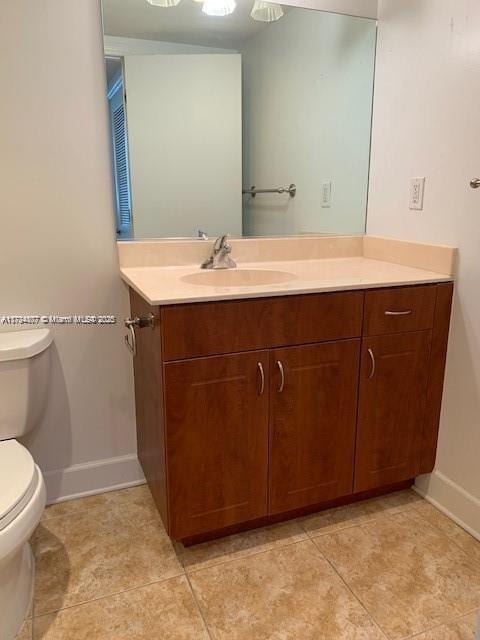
xmin=161 ymin=291 xmax=364 ymax=361
xmin=363 ymin=285 xmax=437 ymax=336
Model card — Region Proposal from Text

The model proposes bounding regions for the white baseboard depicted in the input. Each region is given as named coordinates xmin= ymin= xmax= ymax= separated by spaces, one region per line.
xmin=415 ymin=470 xmax=480 ymax=541
xmin=42 ymin=454 xmax=145 ymax=504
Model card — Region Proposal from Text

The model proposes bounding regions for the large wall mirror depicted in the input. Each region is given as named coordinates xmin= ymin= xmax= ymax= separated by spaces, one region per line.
xmin=102 ymin=0 xmax=377 ymax=240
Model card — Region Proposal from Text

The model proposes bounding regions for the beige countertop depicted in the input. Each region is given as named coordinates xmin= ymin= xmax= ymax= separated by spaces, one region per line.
xmin=120 ymin=256 xmax=453 ymax=306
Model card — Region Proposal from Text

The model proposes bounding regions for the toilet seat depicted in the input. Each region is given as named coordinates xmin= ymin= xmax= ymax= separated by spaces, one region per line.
xmin=0 ymin=440 xmax=37 ymax=531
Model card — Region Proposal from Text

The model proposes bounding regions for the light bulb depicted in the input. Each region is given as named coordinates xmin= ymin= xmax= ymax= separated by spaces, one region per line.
xmin=250 ymin=1 xmax=283 ymax=22
xmin=202 ymin=0 xmax=236 ymax=16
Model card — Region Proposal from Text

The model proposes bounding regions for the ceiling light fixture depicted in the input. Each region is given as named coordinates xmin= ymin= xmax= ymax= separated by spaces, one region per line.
xmin=146 ymin=0 xmax=181 ymax=7
xmin=250 ymin=0 xmax=284 ymax=22
xmin=202 ymin=0 xmax=236 ymax=16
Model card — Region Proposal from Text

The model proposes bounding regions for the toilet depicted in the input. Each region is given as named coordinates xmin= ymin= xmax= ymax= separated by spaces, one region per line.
xmin=0 ymin=329 xmax=52 ymax=640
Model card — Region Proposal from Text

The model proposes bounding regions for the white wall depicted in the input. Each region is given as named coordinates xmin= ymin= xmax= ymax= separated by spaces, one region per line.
xmin=285 ymin=0 xmax=377 ymax=19
xmin=104 ymin=35 xmax=236 ymax=56
xmin=368 ymin=0 xmax=480 ymax=536
xmin=0 ymin=0 xmax=143 ymax=502
xmin=242 ymin=9 xmax=376 ymax=236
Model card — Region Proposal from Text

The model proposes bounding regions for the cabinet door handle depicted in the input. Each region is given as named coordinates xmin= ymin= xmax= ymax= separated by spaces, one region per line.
xmin=124 ymin=314 xmax=155 ymax=358
xmin=384 ymin=310 xmax=412 ymax=316
xmin=124 ymin=322 xmax=137 ymax=357
xmin=277 ymin=360 xmax=285 ymax=393
xmin=257 ymin=362 xmax=265 ymax=396
xmin=367 ymin=348 xmax=375 ymax=379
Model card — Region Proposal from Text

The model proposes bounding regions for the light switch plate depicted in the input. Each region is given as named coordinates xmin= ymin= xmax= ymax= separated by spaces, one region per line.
xmin=409 ymin=177 xmax=425 ymax=210
xmin=321 ymin=181 xmax=332 ymax=208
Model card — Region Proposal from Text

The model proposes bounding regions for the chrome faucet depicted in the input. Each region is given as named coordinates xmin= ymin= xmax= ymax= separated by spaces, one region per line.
xmin=200 ymin=235 xmax=237 ymax=270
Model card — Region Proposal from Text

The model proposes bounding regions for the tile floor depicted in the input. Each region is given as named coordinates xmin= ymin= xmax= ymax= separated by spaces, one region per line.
xmin=17 ymin=485 xmax=480 ymax=639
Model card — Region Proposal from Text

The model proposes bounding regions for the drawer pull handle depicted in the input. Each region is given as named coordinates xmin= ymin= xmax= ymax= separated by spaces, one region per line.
xmin=277 ymin=360 xmax=285 ymax=393
xmin=367 ymin=348 xmax=376 ymax=379
xmin=257 ymin=362 xmax=265 ymax=396
xmin=385 ymin=310 xmax=412 ymax=316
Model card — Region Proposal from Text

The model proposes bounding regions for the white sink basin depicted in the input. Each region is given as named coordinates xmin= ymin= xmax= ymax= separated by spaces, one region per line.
xmin=181 ymin=269 xmax=297 ymax=287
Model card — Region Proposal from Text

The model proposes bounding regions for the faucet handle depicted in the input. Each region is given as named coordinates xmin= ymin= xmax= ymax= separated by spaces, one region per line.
xmin=213 ymin=234 xmax=229 ymax=252
xmin=201 ymin=234 xmax=236 ymax=269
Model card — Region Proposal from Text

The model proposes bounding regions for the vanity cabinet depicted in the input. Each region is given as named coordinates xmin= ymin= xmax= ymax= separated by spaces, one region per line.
xmin=129 ymin=282 xmax=453 ymax=543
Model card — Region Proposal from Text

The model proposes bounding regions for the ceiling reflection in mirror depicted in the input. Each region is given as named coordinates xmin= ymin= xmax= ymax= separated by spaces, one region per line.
xmin=102 ymin=0 xmax=377 ymax=240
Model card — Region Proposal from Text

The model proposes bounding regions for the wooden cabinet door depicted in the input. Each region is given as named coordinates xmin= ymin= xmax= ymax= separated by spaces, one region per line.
xmin=164 ymin=351 xmax=269 ymax=539
xmin=354 ymin=331 xmax=431 ymax=492
xmin=269 ymin=340 xmax=360 ymax=514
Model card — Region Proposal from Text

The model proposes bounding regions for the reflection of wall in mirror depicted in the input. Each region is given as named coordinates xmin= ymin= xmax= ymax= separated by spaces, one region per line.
xmin=242 ymin=9 xmax=376 ymax=237
xmin=285 ymin=0 xmax=377 ymax=19
xmin=123 ymin=52 xmax=242 ymax=239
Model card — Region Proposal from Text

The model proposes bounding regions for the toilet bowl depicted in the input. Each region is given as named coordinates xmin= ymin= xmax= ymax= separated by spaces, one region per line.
xmin=0 ymin=329 xmax=52 ymax=640
xmin=0 ymin=445 xmax=46 ymax=639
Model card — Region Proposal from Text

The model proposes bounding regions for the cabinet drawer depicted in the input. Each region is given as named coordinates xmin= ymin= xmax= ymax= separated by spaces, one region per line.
xmin=161 ymin=291 xmax=364 ymax=361
xmin=363 ymin=286 xmax=437 ymax=336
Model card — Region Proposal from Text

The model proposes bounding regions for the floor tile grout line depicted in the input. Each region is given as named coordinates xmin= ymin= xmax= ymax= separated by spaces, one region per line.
xmin=301 ymin=519 xmax=374 ymax=540
xmin=35 ymin=514 xmax=165 ymax=549
xmin=400 ymin=606 xmax=480 ymax=640
xmin=42 ymin=501 xmax=129 ymax=518
xmin=410 ymin=503 xmax=480 ymax=561
xmin=309 ymin=536 xmax=391 ymax=640
xmin=41 ymin=507 xmax=146 ymax=524
xmin=184 ymin=572 xmax=214 ymax=640
xmin=32 ymin=571 xmax=186 ymax=620
xmin=41 ymin=487 xmax=152 ymax=523
xmin=302 ymin=510 xmax=404 ymax=542
xmin=40 ymin=507 xmax=161 ymax=525
xmin=299 ymin=500 xmax=425 ymax=541
xmin=181 ymin=531 xmax=310 ymax=576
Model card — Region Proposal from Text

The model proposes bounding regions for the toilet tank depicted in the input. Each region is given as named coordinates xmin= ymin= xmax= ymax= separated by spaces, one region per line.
xmin=0 ymin=329 xmax=53 ymax=440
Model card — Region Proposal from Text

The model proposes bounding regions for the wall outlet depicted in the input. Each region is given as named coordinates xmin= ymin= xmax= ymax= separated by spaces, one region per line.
xmin=321 ymin=181 xmax=332 ymax=208
xmin=409 ymin=177 xmax=425 ymax=210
